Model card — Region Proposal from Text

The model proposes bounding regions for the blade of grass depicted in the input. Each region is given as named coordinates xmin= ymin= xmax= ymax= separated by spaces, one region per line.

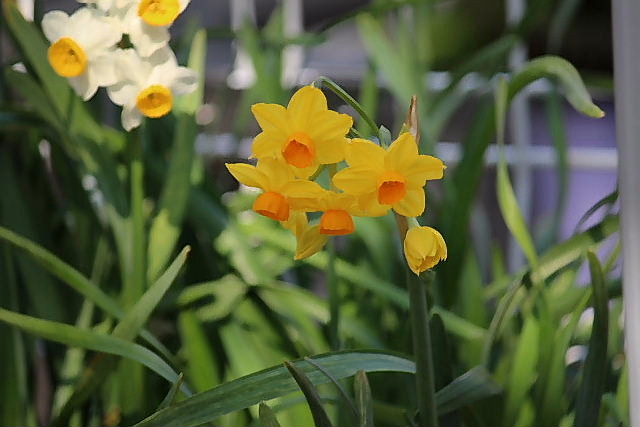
xmin=0 ymin=307 xmax=180 ymax=383
xmin=355 ymin=371 xmax=374 ymax=427
xmin=285 ymin=361 xmax=334 ymax=427
xmin=135 ymin=351 xmax=416 ymax=427
xmin=574 ymin=252 xmax=609 ymax=427
xmin=259 ymin=402 xmax=282 ymax=427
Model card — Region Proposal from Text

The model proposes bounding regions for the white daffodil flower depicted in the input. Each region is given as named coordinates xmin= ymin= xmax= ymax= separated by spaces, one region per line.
xmin=107 ymin=47 xmax=197 ymax=131
xmin=42 ymin=7 xmax=121 ymax=100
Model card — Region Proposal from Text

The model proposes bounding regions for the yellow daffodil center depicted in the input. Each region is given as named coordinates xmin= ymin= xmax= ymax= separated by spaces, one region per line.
xmin=283 ymin=132 xmax=316 ymax=168
xmin=136 ymin=85 xmax=173 ymax=118
xmin=253 ymin=191 xmax=290 ymax=221
xmin=48 ymin=37 xmax=88 ymax=78
xmin=320 ymin=209 xmax=354 ymax=235
xmin=138 ymin=0 xmax=181 ymax=26
xmin=377 ymin=171 xmax=407 ymax=205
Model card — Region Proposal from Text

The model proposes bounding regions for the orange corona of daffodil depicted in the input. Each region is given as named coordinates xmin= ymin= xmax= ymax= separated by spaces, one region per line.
xmin=250 ymin=86 xmax=353 ymax=177
xmin=332 ymin=133 xmax=445 ymax=217
xmin=225 ymin=158 xmax=322 ymax=222
xmin=297 ymin=188 xmax=359 ymax=236
xmin=403 ymin=226 xmax=447 ymax=275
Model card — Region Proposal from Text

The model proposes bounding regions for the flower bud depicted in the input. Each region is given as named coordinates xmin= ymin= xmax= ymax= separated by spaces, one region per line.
xmin=403 ymin=226 xmax=447 ymax=275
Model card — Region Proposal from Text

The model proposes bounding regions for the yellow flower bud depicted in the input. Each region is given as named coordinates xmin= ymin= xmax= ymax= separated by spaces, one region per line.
xmin=403 ymin=226 xmax=447 ymax=275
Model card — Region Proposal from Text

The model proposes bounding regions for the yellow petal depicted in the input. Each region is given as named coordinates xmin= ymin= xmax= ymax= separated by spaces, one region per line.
xmin=385 ymin=133 xmax=418 ymax=172
xmin=404 ymin=155 xmax=446 ymax=187
xmin=345 ymin=138 xmax=385 ymax=170
xmin=251 ymin=103 xmax=290 ymax=138
xmin=353 ymin=192 xmax=390 ymax=217
xmin=392 ymin=187 xmax=425 ymax=217
xmin=308 ymin=110 xmax=353 ymax=163
xmin=333 ymin=165 xmax=380 ymax=195
xmin=294 ymin=224 xmax=329 ymax=260
xmin=287 ymin=86 xmax=328 ymax=129
xmin=256 ymin=158 xmax=296 ymax=190
xmin=225 ymin=163 xmax=268 ymax=189
xmin=251 ymin=131 xmax=284 ymax=159
xmin=281 ymin=180 xmax=327 ymax=210
xmin=281 ymin=209 xmax=308 ymax=236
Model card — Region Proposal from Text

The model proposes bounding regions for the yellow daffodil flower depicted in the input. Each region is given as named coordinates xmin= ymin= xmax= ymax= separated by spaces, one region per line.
xmin=299 ymin=189 xmax=360 ymax=236
xmin=250 ymin=86 xmax=353 ymax=177
xmin=333 ymin=133 xmax=445 ymax=217
xmin=225 ymin=159 xmax=323 ymax=222
xmin=403 ymin=226 xmax=447 ymax=275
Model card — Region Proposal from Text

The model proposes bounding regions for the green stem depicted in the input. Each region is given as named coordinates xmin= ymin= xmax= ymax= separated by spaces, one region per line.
xmin=327 ymin=163 xmax=340 ymax=351
xmin=313 ymin=76 xmax=380 ymax=140
xmin=327 ymin=239 xmax=339 ymax=351
xmin=128 ymin=135 xmax=146 ymax=305
xmin=407 ymin=271 xmax=438 ymax=426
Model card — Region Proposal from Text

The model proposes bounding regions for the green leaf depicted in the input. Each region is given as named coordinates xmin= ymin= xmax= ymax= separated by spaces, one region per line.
xmin=284 ymin=361 xmax=334 ymax=427
xmin=135 ymin=352 xmax=415 ymax=427
xmin=259 ymin=402 xmax=282 ymax=427
xmin=147 ymin=27 xmax=204 ymax=281
xmin=355 ymin=371 xmax=374 ymax=427
xmin=178 ymin=310 xmax=221 ymax=393
xmin=0 ymin=225 xmax=174 ymax=362
xmin=356 ymin=14 xmax=418 ymax=105
xmin=304 ymin=356 xmax=358 ymax=421
xmin=0 ymin=307 xmax=180 ymax=384
xmin=175 ymin=29 xmax=206 ymax=114
xmin=494 ymin=76 xmax=538 ymax=267
xmin=147 ymin=115 xmax=197 ymax=281
xmin=435 ymin=366 xmax=501 ymax=415
xmin=510 ymin=56 xmax=604 ymax=118
xmin=503 ymin=317 xmax=540 ymax=426
xmin=574 ymin=251 xmax=609 ymax=427
xmin=114 ymin=246 xmax=190 ymax=340
xmin=156 ymin=374 xmax=185 ymax=411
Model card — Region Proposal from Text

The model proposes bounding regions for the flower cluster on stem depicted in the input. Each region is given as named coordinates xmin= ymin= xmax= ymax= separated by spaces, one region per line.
xmin=226 ymin=84 xmax=448 ymax=273
xmin=42 ymin=0 xmax=196 ymax=130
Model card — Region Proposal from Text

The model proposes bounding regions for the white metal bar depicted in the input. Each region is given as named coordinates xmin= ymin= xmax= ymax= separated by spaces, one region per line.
xmin=227 ymin=0 xmax=257 ymax=90
xmin=281 ymin=0 xmax=304 ymax=88
xmin=612 ymin=1 xmax=640 ymax=424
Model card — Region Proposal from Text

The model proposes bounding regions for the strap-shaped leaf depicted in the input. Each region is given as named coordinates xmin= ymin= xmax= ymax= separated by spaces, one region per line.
xmin=135 ymin=352 xmax=415 ymax=426
xmin=574 ymin=252 xmax=609 ymax=427
xmin=0 ymin=308 xmax=179 ymax=384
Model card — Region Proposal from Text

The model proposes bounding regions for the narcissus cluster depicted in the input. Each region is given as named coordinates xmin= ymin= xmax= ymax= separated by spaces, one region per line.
xmin=227 ymin=85 xmax=448 ymax=274
xmin=42 ymin=0 xmax=196 ymax=130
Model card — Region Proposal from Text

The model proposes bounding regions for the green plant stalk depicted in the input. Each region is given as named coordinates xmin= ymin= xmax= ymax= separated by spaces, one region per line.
xmin=327 ymin=164 xmax=340 ymax=351
xmin=407 ymin=270 xmax=438 ymax=426
xmin=314 ymin=76 xmax=380 ymax=140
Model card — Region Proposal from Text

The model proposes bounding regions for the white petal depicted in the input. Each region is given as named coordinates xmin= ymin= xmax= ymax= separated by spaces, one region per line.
xmin=71 ymin=9 xmax=121 ymax=53
xmin=41 ymin=10 xmax=69 ymax=42
xmin=122 ymin=106 xmax=142 ymax=131
xmin=128 ymin=19 xmax=170 ymax=58
xmin=89 ymin=53 xmax=118 ymax=87
xmin=170 ymin=67 xmax=198 ymax=95
xmin=107 ymin=81 xmax=139 ymax=106
xmin=179 ymin=0 xmax=191 ymax=12
xmin=68 ymin=72 xmax=98 ymax=100
xmin=112 ymin=49 xmax=149 ymax=87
